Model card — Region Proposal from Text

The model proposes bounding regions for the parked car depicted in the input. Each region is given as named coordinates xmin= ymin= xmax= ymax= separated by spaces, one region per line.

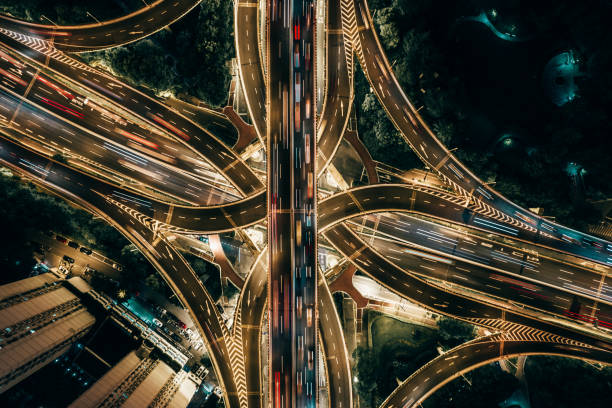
xmin=62 ymin=255 xmax=75 ymax=264
xmin=68 ymin=241 xmax=79 ymax=249
xmin=56 ymin=235 xmax=67 ymax=244
xmin=79 ymin=247 xmax=93 ymax=255
xmin=152 ymin=318 xmax=163 ymax=328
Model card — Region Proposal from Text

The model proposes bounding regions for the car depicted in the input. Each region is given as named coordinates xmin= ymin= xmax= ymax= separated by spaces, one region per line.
xmin=84 ymin=266 xmax=97 ymax=274
xmin=79 ymin=247 xmax=92 ymax=255
xmin=171 ymin=333 xmax=182 ymax=343
xmin=62 ymin=255 xmax=75 ymax=264
xmin=112 ymin=263 xmax=122 ymax=271
xmin=68 ymin=241 xmax=79 ymax=249
xmin=56 ymin=235 xmax=67 ymax=244
xmin=152 ymin=318 xmax=163 ymax=328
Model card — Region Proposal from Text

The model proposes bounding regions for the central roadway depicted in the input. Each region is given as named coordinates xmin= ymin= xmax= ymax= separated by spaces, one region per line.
xmin=267 ymin=0 xmax=318 ymax=405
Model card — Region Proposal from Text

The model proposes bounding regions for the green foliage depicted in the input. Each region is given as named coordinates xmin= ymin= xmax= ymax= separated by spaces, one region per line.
xmin=436 ymin=316 xmax=476 ymax=349
xmin=85 ymin=0 xmax=233 ymax=107
xmin=353 ymin=345 xmax=379 ymax=406
xmin=423 ymin=356 xmax=612 ymax=408
xmin=0 ymin=174 xmax=78 ymax=282
xmin=353 ymin=313 xmax=439 ymax=407
xmin=0 ymin=0 xmax=142 ymax=25
xmin=184 ymin=253 xmax=223 ymax=301
xmin=375 ymin=8 xmax=400 ymax=50
xmin=525 ymin=356 xmax=612 ymax=408
xmin=355 ymin=65 xmax=420 ymax=170
xmin=144 ymin=273 xmax=161 ymax=290
xmin=117 ymin=244 xmax=152 ymax=296
xmin=422 ymin=363 xmax=519 ymax=408
xmin=0 ymin=173 xmax=156 ymax=298
xmin=103 ymin=40 xmax=177 ymax=93
xmin=366 ymin=0 xmax=612 ymax=229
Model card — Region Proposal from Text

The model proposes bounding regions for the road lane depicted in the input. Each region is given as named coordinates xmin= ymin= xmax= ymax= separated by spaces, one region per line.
xmin=0 ymin=0 xmax=202 ymax=52
xmin=381 ymin=332 xmax=612 ymax=408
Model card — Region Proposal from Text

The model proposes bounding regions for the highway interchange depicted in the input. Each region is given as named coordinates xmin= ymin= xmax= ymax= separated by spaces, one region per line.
xmin=1 ymin=0 xmax=612 ymax=407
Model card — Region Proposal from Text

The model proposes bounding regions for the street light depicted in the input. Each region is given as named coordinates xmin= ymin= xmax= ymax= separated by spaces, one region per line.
xmin=86 ymin=11 xmax=101 ymax=25
xmin=40 ymin=14 xmax=58 ymax=26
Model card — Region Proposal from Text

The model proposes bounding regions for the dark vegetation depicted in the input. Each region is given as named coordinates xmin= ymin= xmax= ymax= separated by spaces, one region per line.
xmin=525 ymin=356 xmax=612 ymax=408
xmin=82 ymin=0 xmax=234 ymax=107
xmin=353 ymin=313 xmax=476 ymax=406
xmin=353 ymin=310 xmax=612 ymax=407
xmin=185 ymin=252 xmax=223 ymax=301
xmin=0 ymin=0 xmax=142 ymax=25
xmin=0 ymin=172 xmax=153 ymax=294
xmin=0 ymin=173 xmax=224 ymax=303
xmin=422 ymin=363 xmax=519 ymax=408
xmin=357 ymin=0 xmax=612 ymax=230
xmin=423 ymin=356 xmax=612 ymax=408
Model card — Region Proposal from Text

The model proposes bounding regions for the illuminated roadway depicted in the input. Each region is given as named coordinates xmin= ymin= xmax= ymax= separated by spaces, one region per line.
xmin=5 ymin=80 xmax=610 ymax=340
xmin=0 ymin=0 xmax=202 ymax=52
xmin=314 ymin=0 xmax=353 ymax=176
xmin=6 ymin=82 xmax=610 ymax=339
xmin=267 ymin=0 xmax=318 ymax=405
xmin=351 ymin=0 xmax=612 ymax=266
xmin=5 ymin=103 xmax=610 ymax=341
xmin=380 ymin=332 xmax=612 ymax=408
xmin=1 ymin=1 xmax=612 ymax=406
xmin=0 ymin=135 xmax=243 ymax=408
xmin=0 ymin=30 xmax=263 ymax=196
xmin=3 ymin=126 xmax=612 ymax=406
xmin=235 ymin=0 xmax=267 ymax=142
xmin=323 ymin=223 xmax=612 ymax=352
xmin=0 ymin=56 xmax=238 ymax=205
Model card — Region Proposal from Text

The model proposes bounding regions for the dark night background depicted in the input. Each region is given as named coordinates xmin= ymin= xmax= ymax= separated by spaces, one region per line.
xmin=0 ymin=0 xmax=611 ymax=407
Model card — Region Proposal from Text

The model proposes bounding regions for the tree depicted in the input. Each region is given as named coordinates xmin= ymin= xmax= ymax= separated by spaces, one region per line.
xmin=423 ymin=363 xmax=519 ymax=408
xmin=436 ymin=317 xmax=475 ymax=349
xmin=375 ymin=8 xmax=400 ymax=49
xmin=144 ymin=274 xmax=161 ymax=290
xmin=353 ymin=345 xmax=379 ymax=407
